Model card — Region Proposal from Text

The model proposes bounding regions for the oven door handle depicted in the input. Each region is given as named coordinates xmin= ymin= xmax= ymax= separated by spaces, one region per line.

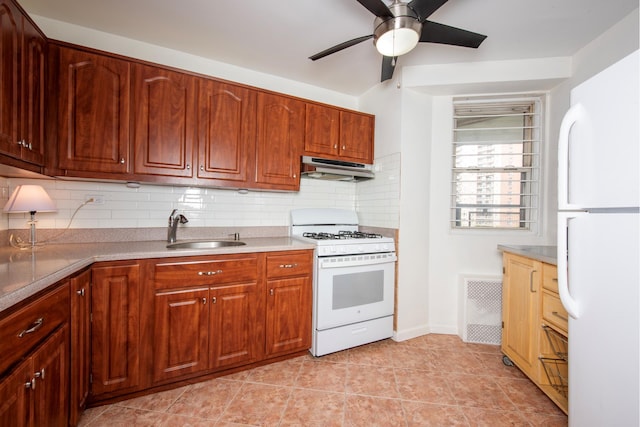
xmin=319 ymin=254 xmax=397 ymax=269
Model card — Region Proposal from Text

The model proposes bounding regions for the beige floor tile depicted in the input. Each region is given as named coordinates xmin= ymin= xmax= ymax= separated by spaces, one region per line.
xmin=218 ymin=382 xmax=292 ymax=426
xmin=295 ymin=359 xmax=347 ymax=392
xmin=495 ymin=377 xmax=566 ymax=415
xmin=346 ymin=364 xmax=400 ymax=398
xmin=166 ymin=378 xmax=242 ymax=420
xmin=344 ymin=394 xmax=406 ymax=427
xmin=115 ymin=384 xmax=188 ymax=412
xmin=402 ymin=401 xmax=469 ymax=426
xmin=279 ymin=388 xmax=345 ymax=427
xmin=394 ymin=368 xmax=457 ymax=405
xmin=449 ymin=373 xmax=518 ymax=411
xmin=461 ymin=406 xmax=530 ymax=427
xmin=245 ymin=356 xmax=304 ymax=386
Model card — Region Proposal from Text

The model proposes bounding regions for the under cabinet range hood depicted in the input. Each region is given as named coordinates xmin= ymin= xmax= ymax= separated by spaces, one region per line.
xmin=300 ymin=156 xmax=374 ymax=181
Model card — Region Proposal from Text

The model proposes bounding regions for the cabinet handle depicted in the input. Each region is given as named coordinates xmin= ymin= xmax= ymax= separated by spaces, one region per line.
xmin=333 ymin=144 xmax=338 ymax=149
xmin=342 ymin=145 xmax=346 ymax=150
xmin=552 ymin=311 xmax=568 ymax=322
xmin=25 ymin=378 xmax=36 ymax=390
xmin=120 ymin=158 xmax=125 ymax=164
xmin=529 ymin=270 xmax=537 ymax=293
xmin=34 ymin=368 xmax=45 ymax=380
xmin=186 ymin=164 xmax=191 ymax=170
xmin=76 ymin=288 xmax=85 ymax=297
xmin=200 ymin=165 xmax=204 ymax=171
xmin=279 ymin=263 xmax=298 ymax=269
xmin=212 ymin=297 xmax=217 ymax=304
xmin=269 ymin=289 xmax=274 ymax=296
xmin=198 ymin=270 xmax=223 ymax=276
xmin=202 ymin=297 xmax=207 ymax=305
xmin=18 ymin=317 xmax=44 ymax=338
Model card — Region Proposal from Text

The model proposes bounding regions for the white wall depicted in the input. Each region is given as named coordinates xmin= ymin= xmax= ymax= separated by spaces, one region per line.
xmin=389 ymin=9 xmax=639 ymax=340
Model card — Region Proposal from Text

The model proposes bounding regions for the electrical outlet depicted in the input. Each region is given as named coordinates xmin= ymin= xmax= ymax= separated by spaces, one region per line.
xmin=86 ymin=194 xmax=105 ymax=205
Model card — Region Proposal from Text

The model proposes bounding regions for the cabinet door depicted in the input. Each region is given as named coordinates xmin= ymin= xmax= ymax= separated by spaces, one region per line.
xmin=501 ymin=253 xmax=541 ymax=380
xmin=133 ymin=64 xmax=196 ymax=178
xmin=0 ymin=358 xmax=30 ymax=427
xmin=339 ymin=110 xmax=374 ymax=163
xmin=32 ymin=325 xmax=68 ymax=427
xmin=69 ymin=269 xmax=91 ymax=426
xmin=57 ymin=47 xmax=131 ymax=173
xmin=0 ymin=0 xmax=20 ymax=160
xmin=304 ymin=103 xmax=339 ymax=157
xmin=153 ymin=288 xmax=209 ymax=383
xmin=91 ymin=263 xmax=141 ymax=396
xmin=18 ymin=15 xmax=45 ymax=166
xmin=198 ymin=80 xmax=255 ymax=184
xmin=265 ymin=276 xmax=312 ymax=357
xmin=210 ymin=282 xmax=264 ymax=370
xmin=255 ymin=92 xmax=304 ymax=190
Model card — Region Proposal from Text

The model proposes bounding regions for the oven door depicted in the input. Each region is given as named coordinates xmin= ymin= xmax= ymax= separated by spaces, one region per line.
xmin=315 ymin=252 xmax=396 ymax=331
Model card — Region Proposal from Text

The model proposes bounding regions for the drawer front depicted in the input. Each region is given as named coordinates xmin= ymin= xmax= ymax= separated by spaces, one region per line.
xmin=154 ymin=254 xmax=259 ymax=289
xmin=0 ymin=283 xmax=70 ymax=375
xmin=266 ymin=251 xmax=313 ymax=279
xmin=542 ymin=263 xmax=558 ymax=293
xmin=542 ymin=291 xmax=569 ymax=335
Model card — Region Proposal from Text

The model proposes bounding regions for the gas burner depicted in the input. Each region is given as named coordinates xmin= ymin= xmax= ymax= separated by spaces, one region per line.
xmin=303 ymin=232 xmax=337 ymax=240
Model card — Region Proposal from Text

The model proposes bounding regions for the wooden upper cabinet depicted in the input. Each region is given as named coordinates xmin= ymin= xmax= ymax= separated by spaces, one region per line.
xmin=0 ymin=1 xmax=21 ymax=160
xmin=255 ymin=92 xmax=304 ymax=191
xmin=339 ymin=110 xmax=374 ymax=163
xmin=133 ymin=64 xmax=196 ymax=178
xmin=0 ymin=0 xmax=45 ymax=167
xmin=57 ymin=46 xmax=131 ymax=173
xmin=18 ymin=14 xmax=45 ymax=166
xmin=198 ymin=80 xmax=256 ymax=184
xmin=304 ymin=103 xmax=339 ymax=157
xmin=304 ymin=103 xmax=374 ymax=164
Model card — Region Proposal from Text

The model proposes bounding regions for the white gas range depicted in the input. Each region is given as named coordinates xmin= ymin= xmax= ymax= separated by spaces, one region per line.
xmin=290 ymin=208 xmax=396 ymax=356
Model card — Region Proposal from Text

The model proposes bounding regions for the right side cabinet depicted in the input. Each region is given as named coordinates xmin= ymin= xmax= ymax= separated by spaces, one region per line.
xmin=501 ymin=252 xmax=568 ymax=414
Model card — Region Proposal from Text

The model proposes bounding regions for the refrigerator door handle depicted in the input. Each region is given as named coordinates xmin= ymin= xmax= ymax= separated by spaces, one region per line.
xmin=557 ymin=212 xmax=581 ymax=319
xmin=558 ymin=103 xmax=586 ymax=211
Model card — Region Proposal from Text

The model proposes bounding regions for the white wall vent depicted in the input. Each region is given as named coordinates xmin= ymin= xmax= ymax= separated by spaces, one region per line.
xmin=461 ymin=276 xmax=502 ymax=345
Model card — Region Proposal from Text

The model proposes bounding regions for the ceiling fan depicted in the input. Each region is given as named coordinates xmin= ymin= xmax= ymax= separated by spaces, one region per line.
xmin=309 ymin=0 xmax=487 ymax=82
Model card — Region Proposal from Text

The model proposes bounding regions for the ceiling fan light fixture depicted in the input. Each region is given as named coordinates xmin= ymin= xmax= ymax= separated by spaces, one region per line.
xmin=374 ymin=15 xmax=421 ymax=57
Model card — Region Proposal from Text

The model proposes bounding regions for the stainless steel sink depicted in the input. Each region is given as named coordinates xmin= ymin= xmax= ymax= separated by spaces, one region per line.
xmin=166 ymin=240 xmax=246 ymax=249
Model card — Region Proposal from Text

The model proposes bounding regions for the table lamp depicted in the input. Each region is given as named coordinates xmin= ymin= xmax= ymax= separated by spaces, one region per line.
xmin=3 ymin=185 xmax=57 ymax=247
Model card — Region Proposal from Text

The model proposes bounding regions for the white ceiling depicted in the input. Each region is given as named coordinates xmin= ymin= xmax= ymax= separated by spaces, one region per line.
xmin=19 ymin=0 xmax=639 ymax=96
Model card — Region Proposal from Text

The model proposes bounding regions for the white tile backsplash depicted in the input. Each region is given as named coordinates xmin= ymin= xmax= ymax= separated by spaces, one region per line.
xmin=2 ymin=154 xmax=401 ymax=232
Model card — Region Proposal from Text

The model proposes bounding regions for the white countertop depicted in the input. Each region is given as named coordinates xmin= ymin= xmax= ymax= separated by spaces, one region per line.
xmin=0 ymin=237 xmax=315 ymax=313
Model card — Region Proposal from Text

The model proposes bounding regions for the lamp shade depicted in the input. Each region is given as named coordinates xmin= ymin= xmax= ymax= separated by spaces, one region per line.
xmin=374 ymin=15 xmax=422 ymax=57
xmin=3 ymin=185 xmax=57 ymax=213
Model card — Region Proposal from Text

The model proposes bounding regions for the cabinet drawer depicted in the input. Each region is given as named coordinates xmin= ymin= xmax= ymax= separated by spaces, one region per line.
xmin=266 ymin=251 xmax=313 ymax=279
xmin=0 ymin=283 xmax=70 ymax=375
xmin=542 ymin=291 xmax=568 ymax=335
xmin=153 ymin=254 xmax=259 ymax=289
xmin=542 ymin=263 xmax=558 ymax=293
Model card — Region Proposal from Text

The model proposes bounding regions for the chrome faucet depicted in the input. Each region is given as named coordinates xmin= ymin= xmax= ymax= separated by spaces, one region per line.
xmin=167 ymin=209 xmax=188 ymax=243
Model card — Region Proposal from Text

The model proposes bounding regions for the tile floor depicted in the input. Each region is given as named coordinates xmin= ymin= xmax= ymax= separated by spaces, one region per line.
xmin=78 ymin=334 xmax=568 ymax=426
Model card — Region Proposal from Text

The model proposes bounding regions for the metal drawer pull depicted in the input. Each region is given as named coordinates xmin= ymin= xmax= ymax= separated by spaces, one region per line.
xmin=529 ymin=270 xmax=537 ymax=293
xmin=198 ymin=270 xmax=223 ymax=276
xmin=18 ymin=317 xmax=44 ymax=338
xmin=25 ymin=378 xmax=36 ymax=390
xmin=552 ymin=311 xmax=568 ymax=322
xmin=202 ymin=298 xmax=207 ymax=305
xmin=34 ymin=368 xmax=45 ymax=380
xmin=279 ymin=263 xmax=298 ymax=268
xmin=76 ymin=288 xmax=85 ymax=296
xmin=269 ymin=289 xmax=274 ymax=296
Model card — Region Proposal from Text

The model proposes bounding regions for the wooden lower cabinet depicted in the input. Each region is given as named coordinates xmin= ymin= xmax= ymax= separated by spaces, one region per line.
xmin=69 ymin=268 xmax=91 ymax=426
xmin=209 ymin=281 xmax=264 ymax=370
xmin=0 ymin=313 xmax=69 ymax=427
xmin=501 ymin=252 xmax=541 ymax=381
xmin=152 ymin=287 xmax=210 ymax=383
xmin=501 ymin=251 xmax=568 ymax=414
xmin=90 ymin=261 xmax=141 ymax=398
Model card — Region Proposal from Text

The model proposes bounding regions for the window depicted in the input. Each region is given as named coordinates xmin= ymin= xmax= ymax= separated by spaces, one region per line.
xmin=451 ymin=96 xmax=542 ymax=230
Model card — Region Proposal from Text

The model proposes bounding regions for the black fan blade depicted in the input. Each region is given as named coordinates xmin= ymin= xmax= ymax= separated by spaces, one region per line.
xmin=408 ymin=0 xmax=448 ymax=22
xmin=381 ymin=56 xmax=397 ymax=82
xmin=356 ymin=0 xmax=393 ymax=19
xmin=309 ymin=35 xmax=373 ymax=61
xmin=419 ymin=21 xmax=487 ymax=48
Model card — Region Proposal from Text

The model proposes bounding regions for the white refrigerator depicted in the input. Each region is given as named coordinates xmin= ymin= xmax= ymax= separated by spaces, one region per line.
xmin=557 ymin=49 xmax=639 ymax=426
